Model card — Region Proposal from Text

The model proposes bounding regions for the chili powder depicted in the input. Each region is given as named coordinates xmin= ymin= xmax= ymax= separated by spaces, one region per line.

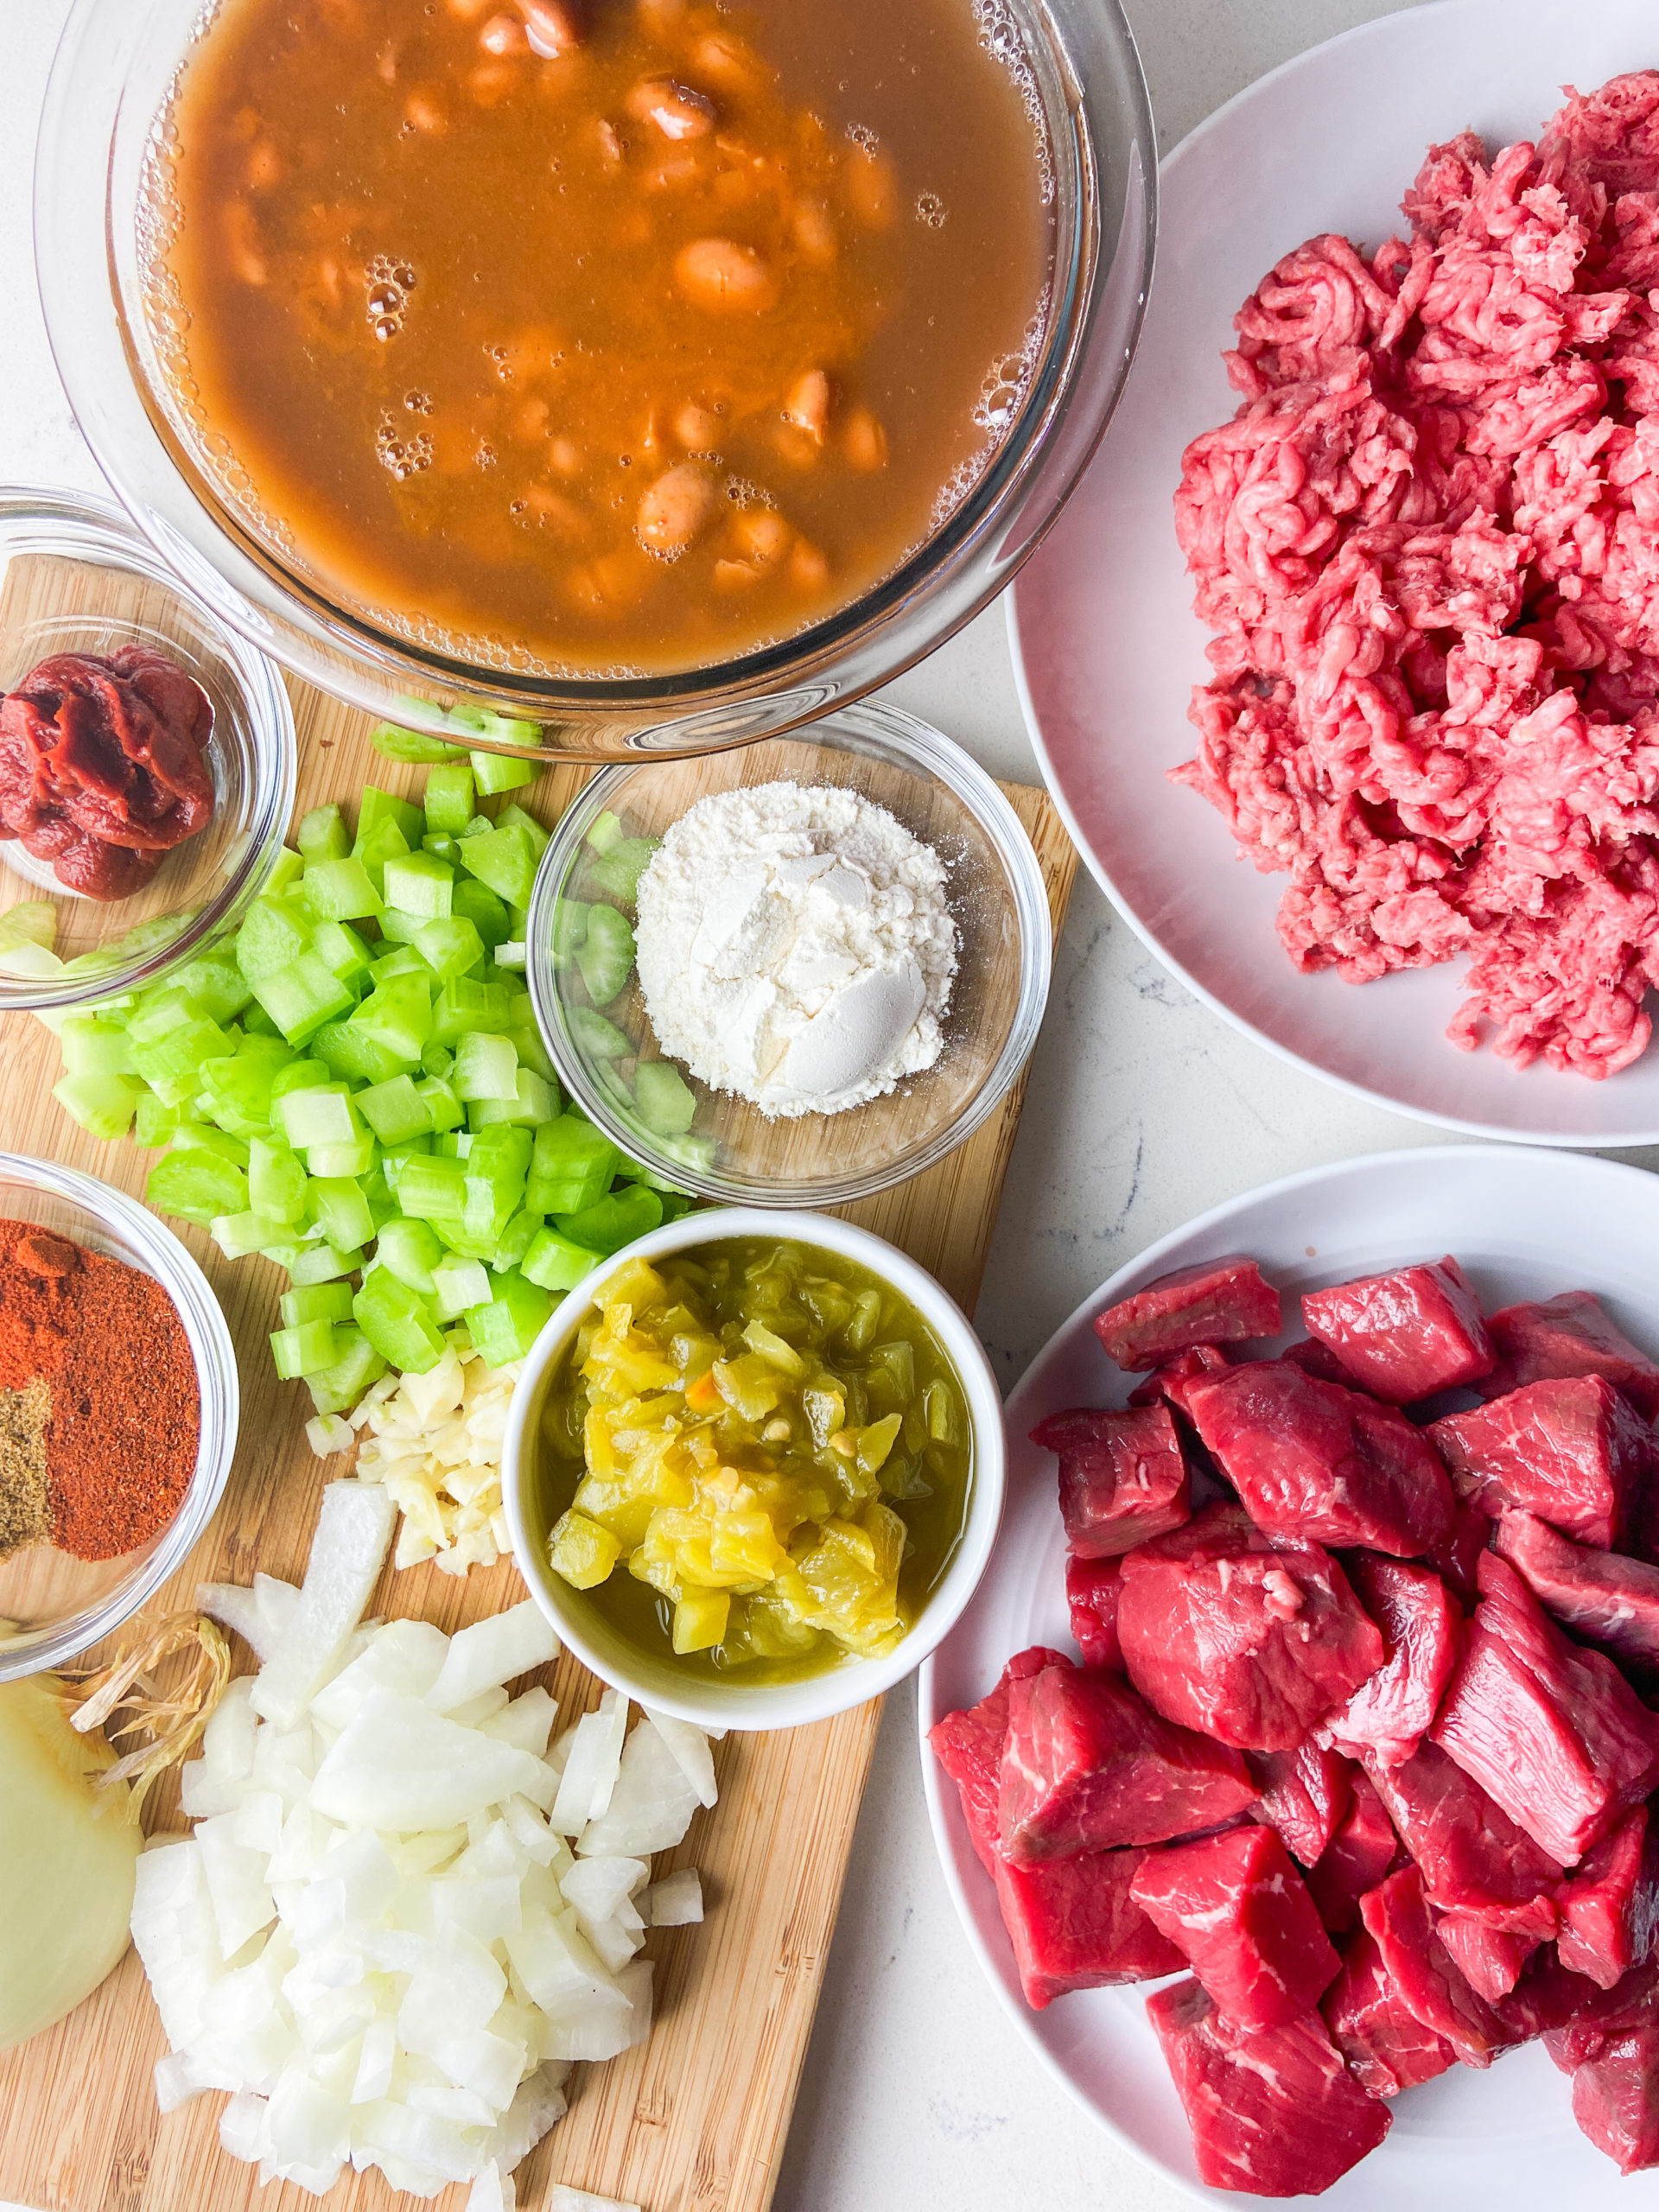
xmin=0 ymin=1220 xmax=199 ymax=1561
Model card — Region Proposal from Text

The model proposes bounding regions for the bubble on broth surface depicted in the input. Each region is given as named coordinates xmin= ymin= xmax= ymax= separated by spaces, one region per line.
xmin=972 ymin=0 xmax=1052 ymax=203
xmin=916 ymin=192 xmax=948 ymax=228
xmin=374 ymin=410 xmax=433 ymax=480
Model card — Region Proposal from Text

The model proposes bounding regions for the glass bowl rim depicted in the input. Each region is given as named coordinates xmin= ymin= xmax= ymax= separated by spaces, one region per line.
xmin=0 ymin=480 xmax=297 ymax=1012
xmin=0 ymin=1149 xmax=240 ymax=1681
xmin=524 ymin=702 xmax=1054 ymax=1204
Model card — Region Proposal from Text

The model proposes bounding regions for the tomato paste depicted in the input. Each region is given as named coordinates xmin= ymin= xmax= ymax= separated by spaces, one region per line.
xmin=0 ymin=645 xmax=214 ymax=899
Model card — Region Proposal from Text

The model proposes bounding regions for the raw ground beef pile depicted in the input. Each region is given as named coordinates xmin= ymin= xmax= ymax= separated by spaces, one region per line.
xmin=932 ymin=1254 xmax=1659 ymax=2196
xmin=1173 ymin=73 xmax=1659 ymax=1078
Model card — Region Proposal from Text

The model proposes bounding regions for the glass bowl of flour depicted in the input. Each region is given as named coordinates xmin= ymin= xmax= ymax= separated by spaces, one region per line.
xmin=524 ymin=705 xmax=1052 ymax=1205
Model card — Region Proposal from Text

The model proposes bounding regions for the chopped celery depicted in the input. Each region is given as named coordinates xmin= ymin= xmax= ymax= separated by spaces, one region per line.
xmin=414 ymin=1074 xmax=464 ymax=1133
xmin=198 ymin=1035 xmax=296 ymax=1136
xmin=308 ymin=1175 xmax=376 ymax=1252
xmin=312 ymin=920 xmax=374 ymax=986
xmin=396 ymin=1154 xmax=468 ymax=1225
xmin=280 ymin=1279 xmax=353 ymax=1327
xmin=555 ymin=1184 xmax=663 ymax=1254
xmin=0 ymin=900 xmax=55 ymax=953
xmin=633 ymin=1058 xmax=696 ymax=1135
xmin=507 ymin=1023 xmax=556 ymax=1086
xmin=586 ymin=810 xmax=625 ymax=856
xmin=575 ymin=904 xmax=635 ymax=1006
xmin=468 ymin=1066 xmax=556 ymax=1128
xmin=494 ymin=803 xmax=550 ymax=862
xmin=251 ymin=952 xmax=355 ymax=1045
xmin=311 ymin=1019 xmax=407 ymax=1086
xmin=457 ymin=823 xmax=535 ymax=907
xmin=168 ymin=947 xmax=253 ymax=1024
xmin=235 ymin=895 xmax=313 ymax=982
xmin=453 ymin=1031 xmax=519 ymax=1102
xmin=59 ymin=1015 xmax=136 ymax=1083
xmin=134 ymin=1092 xmax=185 ymax=1147
xmin=463 ymin=1269 xmax=553 ymax=1365
xmin=470 ymin=747 xmax=537 ymax=795
xmin=53 ymin=1070 xmax=140 ymax=1142
xmin=568 ymin=1007 xmax=632 ymax=1059
xmin=302 ymin=855 xmax=383 ymax=922
xmin=265 ymin=848 xmax=304 ymax=896
xmin=352 ymin=815 xmax=410 ymax=895
xmin=526 ymin=1115 xmax=620 ymax=1214
xmin=382 ymin=850 xmax=454 ymax=920
xmin=433 ymin=976 xmax=512 ymax=1045
xmin=452 ymin=878 xmax=511 ymax=950
xmin=432 ymin=1255 xmax=491 ymax=1320
xmin=358 ymin=787 xmax=424 ymax=847
xmin=249 ymin=1137 xmax=308 ymax=1224
xmin=270 ymin=1056 xmax=332 ymax=1103
xmin=353 ymin=1268 xmax=445 ymax=1372
xmin=588 ymin=836 xmax=659 ymax=906
xmin=357 ymin=1072 xmax=432 ymax=1144
xmin=411 ymin=915 xmax=486 ymax=983
xmin=276 ymin=1083 xmax=360 ymax=1149
xmin=374 ymin=1217 xmax=442 ymax=1294
xmin=521 ymin=1224 xmax=599 ymax=1294
xmin=147 ymin=1148 xmax=249 ymax=1226
xmin=270 ymin=1319 xmax=342 ymax=1381
xmin=307 ymin=1135 xmax=377 ymax=1179
xmin=349 ymin=974 xmax=432 ymax=1063
xmin=424 ymin=761 xmax=475 ymax=836
xmin=369 ymin=721 xmax=461 ymax=764
xmin=493 ymin=1208 xmax=541 ymax=1271
xmin=288 ymin=1241 xmax=364 ymax=1286
xmin=373 ymin=908 xmax=425 ymax=946
xmin=305 ymin=1325 xmax=388 ymax=1415
xmin=130 ymin=1014 xmax=232 ymax=1089
xmin=171 ymin=1122 xmax=251 ymax=1166
xmin=550 ymin=899 xmax=590 ymax=971
xmin=213 ymin=1209 xmax=296 ymax=1261
xmin=297 ymin=804 xmax=350 ymax=862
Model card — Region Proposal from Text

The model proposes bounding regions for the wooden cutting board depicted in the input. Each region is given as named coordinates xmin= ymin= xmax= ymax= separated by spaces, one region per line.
xmin=0 ymin=670 xmax=1076 ymax=2212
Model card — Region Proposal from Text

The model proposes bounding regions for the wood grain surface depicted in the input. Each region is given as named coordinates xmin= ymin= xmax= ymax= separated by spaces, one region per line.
xmin=0 ymin=664 xmax=1076 ymax=2212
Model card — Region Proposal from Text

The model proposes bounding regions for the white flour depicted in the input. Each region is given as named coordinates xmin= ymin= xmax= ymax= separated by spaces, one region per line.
xmin=633 ymin=780 xmax=958 ymax=1118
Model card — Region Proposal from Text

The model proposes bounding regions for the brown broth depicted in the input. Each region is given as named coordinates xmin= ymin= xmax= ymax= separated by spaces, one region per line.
xmin=152 ymin=0 xmax=1054 ymax=676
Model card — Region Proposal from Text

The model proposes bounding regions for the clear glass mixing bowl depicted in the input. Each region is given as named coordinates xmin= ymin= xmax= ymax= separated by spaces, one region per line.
xmin=35 ymin=0 xmax=1154 ymax=760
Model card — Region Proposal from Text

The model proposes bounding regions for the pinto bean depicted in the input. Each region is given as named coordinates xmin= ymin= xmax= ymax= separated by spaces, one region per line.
xmin=674 ymin=399 xmax=724 ymax=451
xmin=673 ymin=237 xmax=779 ymax=314
xmin=842 ymin=405 xmax=888 ymax=472
xmin=404 ymin=87 xmax=448 ymax=134
xmin=626 ymin=75 xmax=715 ymax=140
xmin=225 ymin=201 xmax=268 ymax=286
xmin=782 ymin=369 xmax=834 ymax=444
xmin=518 ymin=0 xmax=583 ymax=58
xmin=789 ymin=539 xmax=830 ymax=592
xmin=842 ymin=142 xmax=898 ymax=232
xmin=728 ymin=508 xmax=792 ymax=569
xmin=791 ymin=198 xmax=838 ymax=268
xmin=635 ymin=461 xmax=717 ymax=554
xmin=479 ymin=12 xmax=526 ymax=54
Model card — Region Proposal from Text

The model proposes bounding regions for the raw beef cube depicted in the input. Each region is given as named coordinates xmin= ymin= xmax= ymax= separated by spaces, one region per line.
xmin=1281 ymin=1335 xmax=1357 ymax=1385
xmin=1422 ymin=1497 xmax=1493 ymax=1611
xmin=1030 ymin=1402 xmax=1192 ymax=1559
xmin=1065 ymin=1554 xmax=1123 ymax=1671
xmin=1480 ymin=1290 xmax=1659 ymax=1421
xmin=1128 ymin=1344 xmax=1231 ymax=1417
xmin=1301 ymin=1257 xmax=1496 ymax=1403
xmin=1184 ymin=1361 xmax=1454 ymax=1556
xmin=1541 ymin=1959 xmax=1659 ymax=2069
xmin=1321 ymin=1557 xmax=1462 ymax=1766
xmin=1431 ymin=1553 xmax=1659 ymax=1865
xmin=1360 ymin=1865 xmax=1513 ymax=2068
xmin=1147 ymin=1977 xmax=1390 ymax=2196
xmin=1117 ymin=1504 xmax=1385 ymax=1752
xmin=1306 ymin=1770 xmax=1400 ymax=1935
xmin=1557 ymin=1808 xmax=1659 ymax=1991
xmin=1497 ymin=1948 xmax=1615 ymax=2048
xmin=1094 ymin=1256 xmax=1282 ymax=1371
xmin=1433 ymin=1910 xmax=1542 ymax=2001
xmin=993 ymin=1845 xmax=1184 ymax=2007
xmin=1494 ymin=1509 xmax=1659 ymax=1672
xmin=1361 ymin=1739 xmax=1560 ymax=1931
xmin=1250 ymin=1738 xmax=1353 ymax=1867
xmin=1428 ymin=1376 xmax=1649 ymax=1550
xmin=999 ymin=1661 xmax=1256 ymax=1866
xmin=1130 ymin=1825 xmax=1340 ymax=2031
xmin=927 ymin=1646 xmax=1071 ymax=1874
xmin=1573 ymin=2030 xmax=1659 ymax=2173
xmin=1321 ymin=1928 xmax=1457 ymax=2097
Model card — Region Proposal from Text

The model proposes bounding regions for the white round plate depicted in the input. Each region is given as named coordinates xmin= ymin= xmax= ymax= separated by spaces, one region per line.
xmin=1010 ymin=0 xmax=1659 ymax=1145
xmin=919 ymin=1145 xmax=1659 ymax=2208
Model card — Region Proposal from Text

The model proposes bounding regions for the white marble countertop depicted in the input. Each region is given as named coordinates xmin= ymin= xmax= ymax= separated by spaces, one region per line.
xmin=4 ymin=2 xmax=1638 ymax=2209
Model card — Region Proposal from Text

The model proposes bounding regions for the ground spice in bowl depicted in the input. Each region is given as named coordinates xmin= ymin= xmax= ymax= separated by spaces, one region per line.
xmin=0 ymin=1221 xmax=199 ymax=1561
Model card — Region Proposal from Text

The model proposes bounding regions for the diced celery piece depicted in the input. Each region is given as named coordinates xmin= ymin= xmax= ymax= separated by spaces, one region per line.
xmin=521 ymin=1224 xmax=599 ymax=1294
xmin=586 ymin=810 xmax=625 ymax=856
xmin=550 ymin=899 xmax=589 ymax=971
xmin=463 ymin=1269 xmax=553 ymax=1366
xmin=352 ymin=815 xmax=410 ymax=896
xmin=297 ymin=804 xmax=351 ymax=863
xmin=127 ymin=983 xmax=201 ymax=1043
xmin=308 ymin=1175 xmax=375 ymax=1252
xmin=411 ymin=915 xmax=486 ymax=982
xmin=147 ymin=1147 xmax=250 ymax=1226
xmin=371 ymin=945 xmax=428 ymax=983
xmin=373 ymin=908 xmax=425 ymax=945
xmin=280 ymin=1279 xmax=354 ymax=1327
xmin=369 ymin=721 xmax=462 ymax=764
xmin=449 ymin=703 xmax=538 ymax=747
xmin=469 ymin=747 xmax=537 ymax=796
xmin=495 ymin=942 xmax=527 ymax=971
xmin=378 ymin=1136 xmax=432 ymax=1193
xmin=568 ymin=1007 xmax=632 ymax=1059
xmin=235 ymin=894 xmax=313 ymax=982
xmin=0 ymin=900 xmax=56 ymax=954
xmin=310 ymin=1020 xmax=406 ymax=1087
xmin=312 ymin=919 xmax=374 ymax=987
xmin=463 ymin=1124 xmax=531 ymax=1230
xmin=53 ymin=1070 xmax=141 ymax=1142
xmin=358 ymin=786 xmax=424 ymax=847
xmin=265 ymin=847 xmax=304 ymax=895
xmin=508 ymin=1023 xmax=556 ymax=1085
xmin=453 ymin=1031 xmax=519 ymax=1102
xmin=307 ymin=1135 xmax=377 ymax=1179
xmin=452 ymin=878 xmax=510 ymax=950
xmin=60 ymin=1014 xmax=136 ymax=1083
xmin=588 ymin=836 xmax=659 ymax=906
xmin=493 ymin=803 xmax=550 ymax=863
xmin=270 ymin=1319 xmax=342 ymax=1381
xmin=249 ymin=1136 xmax=308 ymax=1224
xmin=396 ymin=1154 xmax=468 ymax=1224
xmin=168 ymin=947 xmax=253 ymax=1024
xmin=634 ymin=1059 xmax=697 ymax=1136
xmin=457 ymin=823 xmax=535 ymax=907
xmin=171 ymin=1121 xmax=251 ymax=1166
xmin=353 ymin=1268 xmax=445 ymax=1372
xmin=271 ymin=1056 xmax=331 ymax=1103
xmin=130 ymin=1014 xmax=233 ymax=1089
xmin=525 ymin=1115 xmax=619 ymax=1214
xmin=305 ymin=1325 xmax=388 ymax=1415
xmin=423 ymin=761 xmax=476 ymax=837
xmin=432 ymin=1255 xmax=491 ymax=1320
xmin=575 ymin=904 xmax=635 ymax=1007
xmin=555 ymin=1185 xmax=663 ymax=1254
xmin=638 ymin=1133 xmax=715 ymax=1181
xmin=288 ymin=1240 xmax=364 ymax=1285
xmin=414 ymin=1074 xmax=464 ymax=1133
xmin=492 ymin=1208 xmax=540 ymax=1271
xmin=302 ymin=855 xmax=384 ymax=922
xmin=382 ymin=850 xmax=454 ymax=920
xmin=276 ymin=1082 xmax=360 ymax=1149
xmin=422 ymin=1041 xmax=454 ymax=1078
xmin=422 ymin=833 xmax=459 ymax=864
xmin=357 ymin=1072 xmax=432 ymax=1144
xmin=198 ymin=1035 xmax=296 ymax=1137
xmin=433 ymin=976 xmax=512 ymax=1046
xmin=374 ymin=1217 xmax=442 ymax=1294
xmin=135 ymin=1092 xmax=185 ymax=1147
xmin=251 ymin=952 xmax=355 ymax=1046
xmin=350 ymin=974 xmax=432 ymax=1063
xmin=468 ymin=1066 xmax=556 ymax=1129
xmin=213 ymin=1209 xmax=295 ymax=1261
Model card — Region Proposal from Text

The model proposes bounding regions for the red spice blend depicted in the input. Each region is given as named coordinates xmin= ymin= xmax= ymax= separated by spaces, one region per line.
xmin=0 ymin=1220 xmax=200 ymax=1560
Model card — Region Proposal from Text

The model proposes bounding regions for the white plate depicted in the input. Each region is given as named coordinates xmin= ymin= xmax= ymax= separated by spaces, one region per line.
xmin=1009 ymin=0 xmax=1659 ymax=1146
xmin=918 ymin=1144 xmax=1659 ymax=2208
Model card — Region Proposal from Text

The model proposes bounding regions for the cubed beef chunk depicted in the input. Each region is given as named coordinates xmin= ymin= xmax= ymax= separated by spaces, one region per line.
xmin=1094 ymin=1256 xmax=1282 ymax=1371
xmin=1321 ymin=1928 xmax=1457 ymax=2096
xmin=1429 ymin=1375 xmax=1649 ymax=1551
xmin=1421 ymin=1497 xmax=1494 ymax=1611
xmin=1320 ymin=1556 xmax=1462 ymax=1766
xmin=927 ymin=1647 xmax=1071 ymax=1874
xmin=1541 ymin=1959 xmax=1659 ymax=2069
xmin=1494 ymin=1509 xmax=1659 ymax=1672
xmin=1360 ymin=1738 xmax=1560 ymax=1932
xmin=1131 ymin=1825 xmax=1339 ymax=2032
xmin=1147 ymin=1977 xmax=1390 ymax=2196
xmin=1360 ymin=1865 xmax=1514 ymax=2068
xmin=1030 ymin=1402 xmax=1192 ymax=1559
xmin=993 ymin=1845 xmax=1184 ymax=2008
xmin=1301 ymin=1257 xmax=1495 ymax=1403
xmin=1065 ymin=1554 xmax=1123 ymax=1671
xmin=1572 ymin=2029 xmax=1659 ymax=2173
xmin=998 ymin=1660 xmax=1256 ymax=1865
xmin=1184 ymin=1362 xmax=1454 ymax=1556
xmin=1250 ymin=1738 xmax=1353 ymax=1867
xmin=1128 ymin=1344 xmax=1230 ymax=1417
xmin=1281 ymin=1336 xmax=1357 ymax=1386
xmin=1117 ymin=1504 xmax=1385 ymax=1752
xmin=1306 ymin=1769 xmax=1401 ymax=1935
xmin=1557 ymin=1808 xmax=1659 ymax=1991
xmin=1433 ymin=1910 xmax=1542 ymax=2002
xmin=1496 ymin=1948 xmax=1618 ymax=2048
xmin=1479 ymin=1290 xmax=1659 ymax=1421
xmin=1431 ymin=1552 xmax=1659 ymax=1866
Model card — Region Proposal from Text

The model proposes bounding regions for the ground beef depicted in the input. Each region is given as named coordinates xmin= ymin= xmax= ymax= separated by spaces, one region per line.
xmin=1173 ymin=73 xmax=1659 ymax=1078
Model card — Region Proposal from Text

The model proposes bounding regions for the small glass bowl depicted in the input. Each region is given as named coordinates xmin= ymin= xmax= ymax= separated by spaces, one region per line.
xmin=525 ymin=704 xmax=1052 ymax=1205
xmin=0 ymin=1153 xmax=239 ymax=1681
xmin=0 ymin=485 xmax=296 ymax=1014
